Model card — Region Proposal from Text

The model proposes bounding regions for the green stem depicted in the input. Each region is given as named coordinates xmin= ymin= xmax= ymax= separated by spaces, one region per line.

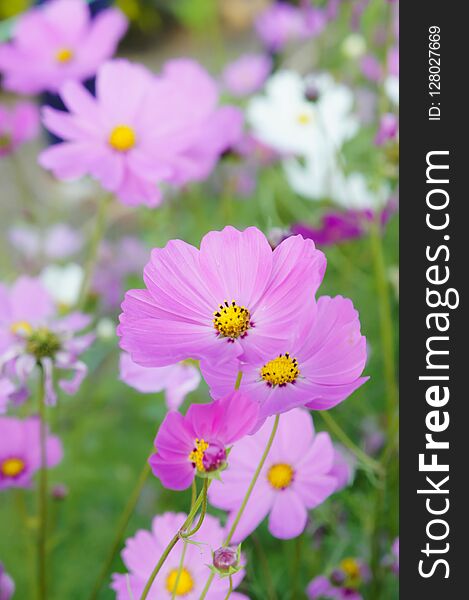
xmin=139 ymin=488 xmax=207 ymax=600
xmin=76 ymin=193 xmax=110 ymax=310
xmin=290 ymin=534 xmax=303 ymax=600
xmin=318 ymin=411 xmax=382 ymax=475
xmin=234 ymin=371 xmax=243 ymax=390
xmin=223 ymin=576 xmax=233 ymax=600
xmin=191 ymin=479 xmax=197 ymax=509
xmin=252 ymin=534 xmax=278 ymax=600
xmin=198 ymin=415 xmax=280 ymax=600
xmin=37 ymin=366 xmax=48 ymax=600
xmin=181 ymin=479 xmax=208 ymax=538
xmin=87 ymin=461 xmax=151 ymax=600
xmin=170 ymin=541 xmax=189 ymax=600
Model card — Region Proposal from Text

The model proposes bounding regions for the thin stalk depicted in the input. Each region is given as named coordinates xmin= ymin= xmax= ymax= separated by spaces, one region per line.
xmin=139 ymin=488 xmax=207 ymax=600
xmin=181 ymin=479 xmax=208 ymax=538
xmin=37 ymin=366 xmax=48 ymax=600
xmin=290 ymin=534 xmax=303 ymax=600
xmin=191 ymin=479 xmax=197 ymax=509
xmin=170 ymin=541 xmax=189 ymax=600
xmin=252 ymin=534 xmax=278 ymax=600
xmin=318 ymin=411 xmax=382 ymax=475
xmin=198 ymin=415 xmax=280 ymax=600
xmin=76 ymin=193 xmax=110 ymax=310
xmin=223 ymin=576 xmax=233 ymax=600
xmin=234 ymin=371 xmax=243 ymax=390
xmin=87 ymin=461 xmax=151 ymax=600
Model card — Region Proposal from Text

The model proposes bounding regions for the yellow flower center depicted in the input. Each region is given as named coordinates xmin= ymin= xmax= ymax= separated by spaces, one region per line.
xmin=340 ymin=557 xmax=362 ymax=586
xmin=261 ymin=353 xmax=300 ymax=387
xmin=188 ymin=438 xmax=209 ymax=472
xmin=1 ymin=457 xmax=26 ymax=478
xmin=10 ymin=320 xmax=33 ymax=336
xmin=267 ymin=463 xmax=294 ymax=490
xmin=297 ymin=111 xmax=313 ymax=125
xmin=108 ymin=125 xmax=137 ymax=152
xmin=165 ymin=568 xmax=194 ymax=596
xmin=55 ymin=48 xmax=74 ymax=63
xmin=213 ymin=300 xmax=251 ymax=340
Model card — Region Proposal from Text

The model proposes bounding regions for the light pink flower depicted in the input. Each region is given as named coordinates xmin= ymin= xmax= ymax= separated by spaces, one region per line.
xmin=119 ymin=352 xmax=200 ymax=411
xmin=223 ymin=54 xmax=272 ymax=97
xmin=0 ymin=562 xmax=15 ymax=600
xmin=118 ymin=226 xmax=326 ymax=367
xmin=0 ymin=416 xmax=62 ymax=490
xmin=39 ymin=59 xmax=243 ymax=207
xmin=0 ymin=0 xmax=127 ymax=94
xmin=202 ymin=295 xmax=368 ymax=426
xmin=111 ymin=512 xmax=248 ymax=600
xmin=0 ymin=102 xmax=40 ymax=157
xmin=209 ymin=409 xmax=340 ymax=541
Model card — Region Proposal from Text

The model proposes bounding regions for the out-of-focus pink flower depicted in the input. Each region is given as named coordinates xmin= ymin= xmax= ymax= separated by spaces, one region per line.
xmin=209 ymin=409 xmax=340 ymax=541
xmin=291 ymin=211 xmax=373 ymax=246
xmin=9 ymin=223 xmax=83 ymax=262
xmin=330 ymin=445 xmax=356 ymax=491
xmin=0 ymin=562 xmax=15 ymax=600
xmin=375 ymin=113 xmax=398 ymax=146
xmin=111 ymin=512 xmax=248 ymax=599
xmin=118 ymin=226 xmax=326 ymax=368
xmin=0 ymin=276 xmax=94 ymax=407
xmin=391 ymin=537 xmax=399 ymax=574
xmin=223 ymin=53 xmax=272 ymax=97
xmin=0 ymin=0 xmax=127 ymax=94
xmin=307 ymin=558 xmax=370 ymax=599
xmin=255 ymin=2 xmax=311 ymax=52
xmin=388 ymin=46 xmax=399 ymax=77
xmin=0 ymin=102 xmax=40 ymax=157
xmin=119 ymin=352 xmax=200 ymax=411
xmin=202 ymin=295 xmax=368 ymax=428
xmin=0 ymin=416 xmax=62 ymax=490
xmin=39 ymin=59 xmax=243 ymax=207
xmin=149 ymin=391 xmax=259 ymax=491
xmin=360 ymin=54 xmax=382 ymax=82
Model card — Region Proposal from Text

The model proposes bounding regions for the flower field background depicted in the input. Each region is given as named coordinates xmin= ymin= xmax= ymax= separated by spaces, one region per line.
xmin=0 ymin=1 xmax=399 ymax=599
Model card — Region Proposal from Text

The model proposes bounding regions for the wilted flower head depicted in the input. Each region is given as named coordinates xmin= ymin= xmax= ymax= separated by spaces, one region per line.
xmin=223 ymin=53 xmax=272 ymax=97
xmin=0 ymin=277 xmax=94 ymax=407
xmin=39 ymin=58 xmax=243 ymax=207
xmin=0 ymin=0 xmax=127 ymax=94
xmin=202 ymin=295 xmax=367 ymax=426
xmin=111 ymin=512 xmax=248 ymax=599
xmin=0 ymin=562 xmax=14 ymax=600
xmin=0 ymin=416 xmax=62 ymax=490
xmin=0 ymin=102 xmax=40 ymax=157
xmin=119 ymin=352 xmax=201 ymax=411
xmin=118 ymin=226 xmax=326 ymax=368
xmin=209 ymin=409 xmax=343 ymax=541
xmin=149 ymin=391 xmax=259 ymax=490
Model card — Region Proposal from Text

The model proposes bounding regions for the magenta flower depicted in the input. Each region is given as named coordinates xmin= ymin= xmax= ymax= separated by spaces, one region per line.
xmin=307 ymin=558 xmax=370 ymax=600
xmin=119 ymin=352 xmax=201 ymax=411
xmin=291 ymin=211 xmax=373 ymax=246
xmin=255 ymin=2 xmax=316 ymax=52
xmin=223 ymin=53 xmax=272 ymax=97
xmin=209 ymin=409 xmax=340 ymax=541
xmin=149 ymin=391 xmax=259 ymax=491
xmin=375 ymin=113 xmax=398 ymax=146
xmin=39 ymin=59 xmax=243 ymax=207
xmin=111 ymin=512 xmax=248 ymax=600
xmin=118 ymin=226 xmax=326 ymax=367
xmin=0 ymin=102 xmax=40 ymax=157
xmin=0 ymin=416 xmax=62 ymax=491
xmin=202 ymin=295 xmax=367 ymax=426
xmin=0 ymin=0 xmax=127 ymax=94
xmin=0 ymin=276 xmax=94 ymax=407
xmin=0 ymin=562 xmax=14 ymax=600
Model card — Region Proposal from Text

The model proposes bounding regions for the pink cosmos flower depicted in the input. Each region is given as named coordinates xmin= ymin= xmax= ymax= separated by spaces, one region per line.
xmin=0 ymin=276 xmax=94 ymax=407
xmin=9 ymin=223 xmax=83 ymax=262
xmin=119 ymin=352 xmax=201 ymax=411
xmin=39 ymin=59 xmax=243 ymax=207
xmin=0 ymin=0 xmax=127 ymax=94
xmin=150 ymin=391 xmax=259 ymax=491
xmin=0 ymin=416 xmax=62 ymax=491
xmin=111 ymin=511 xmax=248 ymax=600
xmin=0 ymin=562 xmax=15 ymax=600
xmin=375 ymin=113 xmax=398 ymax=146
xmin=118 ymin=226 xmax=326 ymax=367
xmin=307 ymin=558 xmax=370 ymax=600
xmin=202 ymin=295 xmax=368 ymax=426
xmin=291 ymin=212 xmax=372 ymax=246
xmin=223 ymin=53 xmax=272 ymax=97
xmin=209 ymin=409 xmax=340 ymax=541
xmin=391 ymin=537 xmax=399 ymax=574
xmin=0 ymin=102 xmax=40 ymax=157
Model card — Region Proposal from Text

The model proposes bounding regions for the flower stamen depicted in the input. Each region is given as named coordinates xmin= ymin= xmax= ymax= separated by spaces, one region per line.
xmin=1 ymin=457 xmax=26 ymax=478
xmin=108 ymin=125 xmax=136 ymax=152
xmin=267 ymin=463 xmax=294 ymax=489
xmin=213 ymin=300 xmax=251 ymax=340
xmin=55 ymin=48 xmax=74 ymax=63
xmin=165 ymin=568 xmax=194 ymax=595
xmin=188 ymin=438 xmax=209 ymax=472
xmin=261 ymin=353 xmax=300 ymax=387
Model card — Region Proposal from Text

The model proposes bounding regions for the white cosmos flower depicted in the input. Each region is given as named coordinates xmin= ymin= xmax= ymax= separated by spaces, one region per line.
xmin=40 ymin=263 xmax=84 ymax=309
xmin=247 ymin=70 xmax=358 ymax=157
xmin=384 ymin=75 xmax=399 ymax=106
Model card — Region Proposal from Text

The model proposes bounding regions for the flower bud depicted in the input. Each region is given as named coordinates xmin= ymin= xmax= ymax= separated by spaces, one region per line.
xmin=213 ymin=547 xmax=238 ymax=572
